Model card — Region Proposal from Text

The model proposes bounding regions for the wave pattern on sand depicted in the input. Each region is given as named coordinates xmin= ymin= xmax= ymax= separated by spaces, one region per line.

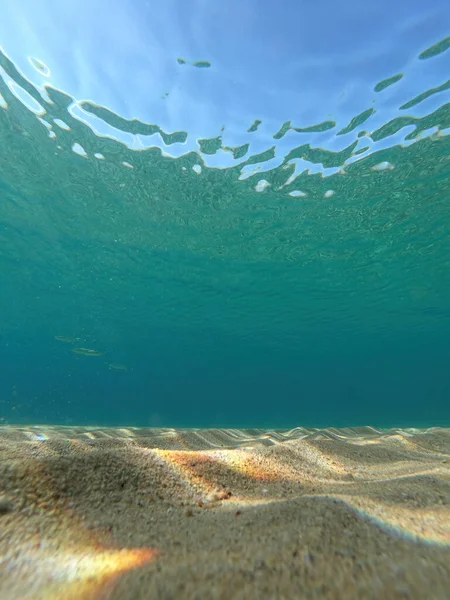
xmin=1 ymin=426 xmax=449 ymax=599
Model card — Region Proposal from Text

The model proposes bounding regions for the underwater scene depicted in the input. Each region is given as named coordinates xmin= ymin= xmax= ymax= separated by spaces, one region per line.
xmin=0 ymin=2 xmax=450 ymax=427
xmin=0 ymin=1 xmax=449 ymax=430
xmin=1 ymin=1 xmax=450 ymax=598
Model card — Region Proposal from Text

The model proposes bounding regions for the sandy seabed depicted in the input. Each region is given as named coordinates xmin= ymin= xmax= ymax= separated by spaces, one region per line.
xmin=0 ymin=425 xmax=449 ymax=599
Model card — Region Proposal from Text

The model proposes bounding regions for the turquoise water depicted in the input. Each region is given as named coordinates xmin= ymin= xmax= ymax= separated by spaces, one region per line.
xmin=0 ymin=4 xmax=450 ymax=429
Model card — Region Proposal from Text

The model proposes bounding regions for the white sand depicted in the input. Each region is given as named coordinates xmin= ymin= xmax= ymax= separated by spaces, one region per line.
xmin=0 ymin=425 xmax=449 ymax=599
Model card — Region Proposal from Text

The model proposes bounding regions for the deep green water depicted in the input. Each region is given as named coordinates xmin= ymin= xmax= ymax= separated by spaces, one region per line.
xmin=1 ymin=38 xmax=450 ymax=429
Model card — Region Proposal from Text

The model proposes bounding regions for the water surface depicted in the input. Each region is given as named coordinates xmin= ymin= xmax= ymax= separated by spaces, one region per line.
xmin=0 ymin=1 xmax=449 ymax=428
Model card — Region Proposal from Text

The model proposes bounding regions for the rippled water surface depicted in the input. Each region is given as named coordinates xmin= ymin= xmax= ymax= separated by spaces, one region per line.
xmin=0 ymin=1 xmax=449 ymax=427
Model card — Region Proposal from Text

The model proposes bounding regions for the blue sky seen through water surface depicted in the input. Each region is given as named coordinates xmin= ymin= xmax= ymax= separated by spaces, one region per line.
xmin=0 ymin=1 xmax=450 ymax=428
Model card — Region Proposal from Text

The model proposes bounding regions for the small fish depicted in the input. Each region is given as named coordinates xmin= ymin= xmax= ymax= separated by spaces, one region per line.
xmin=55 ymin=336 xmax=80 ymax=343
xmin=72 ymin=347 xmax=104 ymax=357
xmin=108 ymin=363 xmax=127 ymax=371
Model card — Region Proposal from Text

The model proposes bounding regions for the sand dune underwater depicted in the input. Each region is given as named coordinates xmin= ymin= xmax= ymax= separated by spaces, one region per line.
xmin=1 ymin=425 xmax=449 ymax=599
